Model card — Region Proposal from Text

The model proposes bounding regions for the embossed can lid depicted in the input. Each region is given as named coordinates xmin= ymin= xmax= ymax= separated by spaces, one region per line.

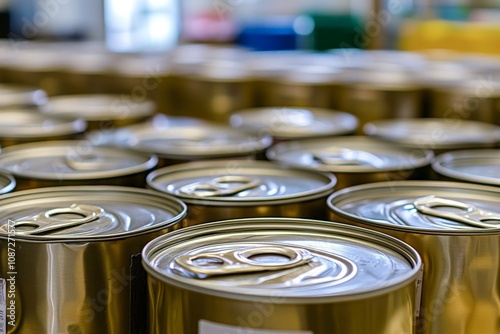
xmin=142 ymin=218 xmax=421 ymax=300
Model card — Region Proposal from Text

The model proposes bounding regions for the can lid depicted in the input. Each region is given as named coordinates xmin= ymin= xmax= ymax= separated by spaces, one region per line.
xmin=142 ymin=218 xmax=421 ymax=301
xmin=123 ymin=124 xmax=272 ymax=159
xmin=147 ymin=160 xmax=336 ymax=205
xmin=0 ymin=186 xmax=186 ymax=241
xmin=0 ymin=84 xmax=48 ymax=108
xmin=230 ymin=108 xmax=358 ymax=140
xmin=364 ymin=118 xmax=500 ymax=150
xmin=0 ymin=109 xmax=86 ymax=139
xmin=266 ymin=136 xmax=433 ymax=173
xmin=0 ymin=140 xmax=158 ymax=180
xmin=42 ymin=94 xmax=155 ymax=121
xmin=433 ymin=149 xmax=500 ymax=187
xmin=328 ymin=181 xmax=500 ymax=234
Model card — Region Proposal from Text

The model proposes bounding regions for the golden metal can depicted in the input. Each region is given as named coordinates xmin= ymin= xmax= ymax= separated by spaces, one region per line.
xmin=0 ymin=140 xmax=158 ymax=190
xmin=0 ymin=186 xmax=187 ymax=333
xmin=328 ymin=181 xmax=500 ymax=334
xmin=147 ymin=160 xmax=336 ymax=226
xmin=0 ymin=84 xmax=47 ymax=109
xmin=266 ymin=136 xmax=433 ymax=190
xmin=142 ymin=217 xmax=422 ymax=334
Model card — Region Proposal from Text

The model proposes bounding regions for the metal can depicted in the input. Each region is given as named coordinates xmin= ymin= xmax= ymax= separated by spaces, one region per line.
xmin=0 ymin=109 xmax=86 ymax=147
xmin=0 ymin=173 xmax=15 ymax=194
xmin=327 ymin=181 xmax=500 ymax=334
xmin=147 ymin=160 xmax=336 ymax=226
xmin=0 ymin=84 xmax=47 ymax=109
xmin=41 ymin=94 xmax=156 ymax=131
xmin=230 ymin=107 xmax=358 ymax=142
xmin=432 ymin=149 xmax=500 ymax=186
xmin=0 ymin=186 xmax=187 ymax=333
xmin=115 ymin=123 xmax=272 ymax=167
xmin=142 ymin=217 xmax=422 ymax=334
xmin=363 ymin=118 xmax=500 ymax=155
xmin=0 ymin=140 xmax=158 ymax=190
xmin=266 ymin=136 xmax=433 ymax=190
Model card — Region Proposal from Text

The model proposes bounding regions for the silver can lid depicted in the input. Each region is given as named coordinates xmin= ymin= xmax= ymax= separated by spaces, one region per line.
xmin=142 ymin=218 xmax=421 ymax=301
xmin=42 ymin=94 xmax=155 ymax=121
xmin=230 ymin=108 xmax=358 ymax=140
xmin=328 ymin=181 xmax=500 ymax=234
xmin=0 ymin=140 xmax=158 ymax=181
xmin=364 ymin=118 xmax=500 ymax=151
xmin=147 ymin=160 xmax=336 ymax=205
xmin=0 ymin=84 xmax=48 ymax=108
xmin=433 ymin=149 xmax=500 ymax=187
xmin=266 ymin=136 xmax=433 ymax=173
xmin=122 ymin=124 xmax=272 ymax=160
xmin=0 ymin=109 xmax=86 ymax=139
xmin=0 ymin=186 xmax=186 ymax=241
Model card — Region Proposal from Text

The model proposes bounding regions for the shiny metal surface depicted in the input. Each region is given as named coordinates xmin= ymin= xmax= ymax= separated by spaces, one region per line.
xmin=364 ymin=118 xmax=500 ymax=154
xmin=432 ymin=149 xmax=500 ymax=186
xmin=0 ymin=140 xmax=158 ymax=189
xmin=120 ymin=123 xmax=272 ymax=166
xmin=147 ymin=160 xmax=337 ymax=225
xmin=142 ymin=218 xmax=421 ymax=334
xmin=0 ymin=173 xmax=15 ymax=194
xmin=41 ymin=94 xmax=156 ymax=131
xmin=230 ymin=107 xmax=358 ymax=141
xmin=0 ymin=186 xmax=186 ymax=334
xmin=267 ymin=136 xmax=433 ymax=189
xmin=327 ymin=181 xmax=500 ymax=334
xmin=0 ymin=109 xmax=86 ymax=147
xmin=0 ymin=84 xmax=47 ymax=108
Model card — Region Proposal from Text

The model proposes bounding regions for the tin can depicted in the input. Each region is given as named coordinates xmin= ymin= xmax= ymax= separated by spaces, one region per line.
xmin=230 ymin=107 xmax=358 ymax=142
xmin=0 ymin=173 xmax=15 ymax=194
xmin=266 ymin=136 xmax=433 ymax=190
xmin=0 ymin=109 xmax=86 ymax=147
xmin=41 ymin=94 xmax=156 ymax=131
xmin=363 ymin=118 xmax=500 ymax=155
xmin=432 ymin=149 xmax=500 ymax=186
xmin=429 ymin=79 xmax=500 ymax=125
xmin=0 ymin=186 xmax=187 ymax=333
xmin=116 ymin=123 xmax=272 ymax=167
xmin=62 ymin=53 xmax=116 ymax=95
xmin=338 ymin=66 xmax=424 ymax=132
xmin=0 ymin=140 xmax=158 ymax=190
xmin=147 ymin=160 xmax=337 ymax=226
xmin=173 ymin=60 xmax=255 ymax=123
xmin=0 ymin=84 xmax=47 ymax=109
xmin=327 ymin=181 xmax=500 ymax=334
xmin=142 ymin=217 xmax=422 ymax=334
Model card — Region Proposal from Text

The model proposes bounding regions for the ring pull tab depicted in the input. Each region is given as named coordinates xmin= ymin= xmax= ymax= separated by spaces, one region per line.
xmin=64 ymin=152 xmax=116 ymax=171
xmin=312 ymin=147 xmax=385 ymax=167
xmin=179 ymin=176 xmax=260 ymax=197
xmin=413 ymin=196 xmax=500 ymax=229
xmin=6 ymin=204 xmax=105 ymax=235
xmin=175 ymin=246 xmax=313 ymax=278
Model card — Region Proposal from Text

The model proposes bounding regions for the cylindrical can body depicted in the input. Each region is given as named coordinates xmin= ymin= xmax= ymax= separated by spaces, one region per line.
xmin=143 ymin=218 xmax=422 ymax=334
xmin=147 ymin=160 xmax=337 ymax=225
xmin=0 ymin=186 xmax=187 ymax=334
xmin=328 ymin=181 xmax=500 ymax=334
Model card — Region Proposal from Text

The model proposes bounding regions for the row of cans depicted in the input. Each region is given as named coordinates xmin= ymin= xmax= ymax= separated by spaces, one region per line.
xmin=1 ymin=43 xmax=500 ymax=126
xmin=1 ymin=178 xmax=500 ymax=333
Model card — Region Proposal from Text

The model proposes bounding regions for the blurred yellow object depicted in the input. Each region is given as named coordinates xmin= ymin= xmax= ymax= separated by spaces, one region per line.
xmin=400 ymin=19 xmax=500 ymax=56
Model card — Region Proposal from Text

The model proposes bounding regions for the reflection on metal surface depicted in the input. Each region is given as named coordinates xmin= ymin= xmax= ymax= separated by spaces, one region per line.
xmin=179 ymin=176 xmax=261 ymax=197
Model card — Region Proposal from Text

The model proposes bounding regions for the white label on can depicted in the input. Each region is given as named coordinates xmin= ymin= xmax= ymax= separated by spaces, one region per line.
xmin=0 ymin=278 xmax=5 ymax=334
xmin=199 ymin=320 xmax=313 ymax=334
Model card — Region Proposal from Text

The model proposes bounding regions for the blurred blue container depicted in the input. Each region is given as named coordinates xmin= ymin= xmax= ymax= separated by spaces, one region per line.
xmin=236 ymin=18 xmax=297 ymax=51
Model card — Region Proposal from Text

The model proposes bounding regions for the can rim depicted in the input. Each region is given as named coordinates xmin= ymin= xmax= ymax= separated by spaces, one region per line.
xmin=328 ymin=180 xmax=500 ymax=235
xmin=432 ymin=149 xmax=500 ymax=187
xmin=0 ymin=140 xmax=159 ymax=180
xmin=146 ymin=160 xmax=337 ymax=205
xmin=0 ymin=185 xmax=187 ymax=242
xmin=141 ymin=217 xmax=422 ymax=303
xmin=0 ymin=173 xmax=15 ymax=194
xmin=0 ymin=84 xmax=48 ymax=108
